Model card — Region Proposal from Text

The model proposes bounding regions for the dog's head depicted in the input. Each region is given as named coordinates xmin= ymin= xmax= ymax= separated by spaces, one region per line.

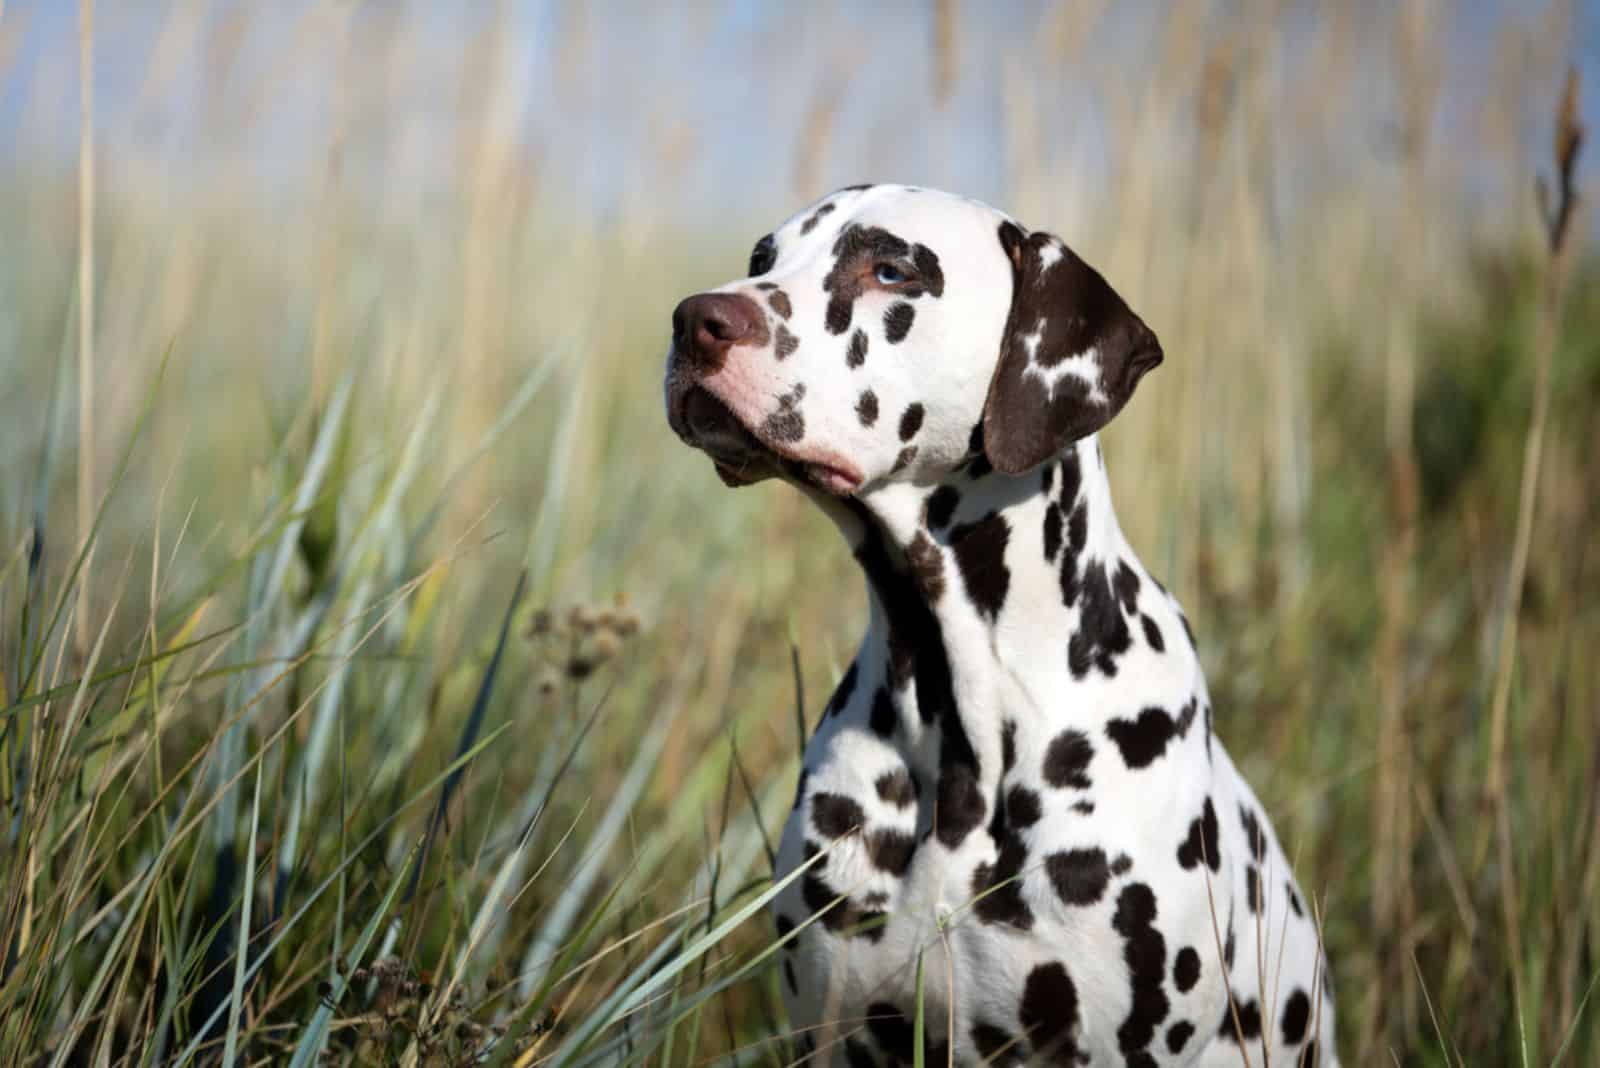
xmin=664 ymin=185 xmax=1162 ymax=495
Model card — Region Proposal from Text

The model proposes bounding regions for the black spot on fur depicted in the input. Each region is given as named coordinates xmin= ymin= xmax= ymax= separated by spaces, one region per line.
xmin=884 ymin=302 xmax=915 ymax=343
xmin=785 ymin=960 xmax=799 ymax=995
xmin=755 ymin=281 xmax=778 ymax=291
xmin=892 ymin=446 xmax=918 ymax=474
xmin=811 ymin=793 xmax=864 ymax=839
xmin=1000 ymin=719 xmax=1017 ymax=772
xmin=1301 ymin=1040 xmax=1323 ymax=1066
xmin=1067 ymin=560 xmax=1134 ymax=678
xmin=762 ymin=407 xmax=804 ymax=443
xmin=1072 ymin=800 xmax=1095 ymax=815
xmin=875 ymin=768 xmax=917 ymax=808
xmin=1180 ymin=610 xmax=1197 ymax=652
xmin=1115 ymin=560 xmax=1141 ymax=611
xmin=911 ymin=245 xmax=944 ymax=295
xmin=1111 ymin=853 xmax=1133 ymax=875
xmin=1140 ymin=614 xmax=1164 ymax=651
xmin=1113 ymin=882 xmax=1169 ymax=1059
xmin=1042 ymin=503 xmax=1063 ymax=562
xmin=966 ymin=423 xmax=993 ymax=478
xmin=866 ymin=1003 xmax=918 ymax=1064
xmin=827 ymin=663 xmax=858 ymax=718
xmin=1106 ymin=706 xmax=1181 ymax=769
xmin=848 ymin=328 xmax=869 ymax=368
xmin=1042 ymin=729 xmax=1094 ymax=789
xmin=801 ymin=865 xmax=886 ymax=942
xmin=899 ymin=403 xmax=925 ymax=442
xmin=971 ymin=1022 xmax=1019 ymax=1063
xmin=1167 ymin=1021 xmax=1194 ymax=1054
xmin=1241 ymin=805 xmax=1268 ymax=861
xmin=1006 ymin=785 xmax=1042 ymax=828
xmin=844 ymin=1040 xmax=874 ymax=1068
xmin=925 ymin=486 xmax=960 ymax=531
xmin=1246 ymin=866 xmax=1263 ymax=913
xmin=972 ymin=832 xmax=1033 ymax=929
xmin=935 ymin=762 xmax=985 ymax=850
xmin=768 ymin=290 xmax=792 ymax=320
xmin=1056 ymin=448 xmax=1082 ymax=504
xmin=1177 ymin=797 xmax=1221 ymax=871
xmin=774 ymin=324 xmax=799 ymax=359
xmin=857 ymin=390 xmax=879 ymax=427
xmin=1218 ymin=997 xmax=1262 ymax=1042
xmin=749 ymin=234 xmax=776 ymax=276
xmin=1047 ymin=847 xmax=1111 ymax=906
xmin=949 ymin=512 xmax=1011 ymax=622
xmin=867 ymin=828 xmax=916 ymax=875
xmin=827 ymin=296 xmax=853 ymax=334
xmin=1282 ymin=988 xmax=1311 ymax=1045
xmin=763 ymin=384 xmax=806 ymax=443
xmin=1173 ymin=946 xmax=1201 ymax=992
xmin=1066 ymin=501 xmax=1087 ymax=554
xmin=1019 ymin=962 xmax=1082 ymax=1064
xmin=907 ymin=531 xmax=944 ymax=599
xmin=870 ymin=687 xmax=897 ymax=737
xmin=800 ymin=202 xmax=835 ymax=235
xmin=1288 ymin=881 xmax=1305 ymax=917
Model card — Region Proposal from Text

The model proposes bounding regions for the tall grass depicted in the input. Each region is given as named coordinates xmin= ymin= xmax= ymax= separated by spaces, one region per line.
xmin=1 ymin=2 xmax=1598 ymax=1064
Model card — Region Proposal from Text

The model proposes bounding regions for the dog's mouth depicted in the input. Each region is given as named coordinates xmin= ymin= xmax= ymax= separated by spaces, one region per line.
xmin=677 ymin=386 xmax=778 ymax=487
xmin=669 ymin=383 xmax=862 ymax=495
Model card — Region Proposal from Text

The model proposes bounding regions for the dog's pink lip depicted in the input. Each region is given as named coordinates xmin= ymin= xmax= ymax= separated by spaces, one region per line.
xmin=792 ymin=453 xmax=864 ymax=495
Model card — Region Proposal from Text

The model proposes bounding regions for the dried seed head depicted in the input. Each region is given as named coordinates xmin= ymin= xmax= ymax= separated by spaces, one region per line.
xmin=591 ymin=629 xmax=622 ymax=660
xmin=525 ymin=608 xmax=553 ymax=639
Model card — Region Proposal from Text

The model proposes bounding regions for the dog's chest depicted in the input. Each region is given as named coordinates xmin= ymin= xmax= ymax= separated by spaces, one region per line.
xmin=771 ymin=623 xmax=1228 ymax=1062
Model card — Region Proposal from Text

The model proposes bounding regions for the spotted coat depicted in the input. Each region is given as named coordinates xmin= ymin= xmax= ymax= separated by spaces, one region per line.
xmin=664 ymin=185 xmax=1338 ymax=1067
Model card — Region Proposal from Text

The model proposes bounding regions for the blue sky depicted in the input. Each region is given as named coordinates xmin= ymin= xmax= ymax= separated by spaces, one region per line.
xmin=1 ymin=1 xmax=1596 ymax=231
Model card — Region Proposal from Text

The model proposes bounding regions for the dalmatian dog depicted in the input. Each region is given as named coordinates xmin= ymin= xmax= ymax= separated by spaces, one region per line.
xmin=663 ymin=185 xmax=1337 ymax=1067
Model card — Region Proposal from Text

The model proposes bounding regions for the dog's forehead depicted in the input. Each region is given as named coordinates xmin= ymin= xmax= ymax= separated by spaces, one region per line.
xmin=773 ymin=185 xmax=1010 ymax=262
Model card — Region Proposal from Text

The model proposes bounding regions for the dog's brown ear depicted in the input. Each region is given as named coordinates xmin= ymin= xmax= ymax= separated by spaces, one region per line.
xmin=982 ymin=222 xmax=1163 ymax=476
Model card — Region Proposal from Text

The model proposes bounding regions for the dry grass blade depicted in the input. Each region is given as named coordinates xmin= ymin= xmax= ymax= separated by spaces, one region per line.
xmin=74 ymin=0 xmax=95 ymax=658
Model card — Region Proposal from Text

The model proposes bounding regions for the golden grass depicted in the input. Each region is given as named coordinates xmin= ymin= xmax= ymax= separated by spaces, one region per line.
xmin=0 ymin=2 xmax=1596 ymax=1063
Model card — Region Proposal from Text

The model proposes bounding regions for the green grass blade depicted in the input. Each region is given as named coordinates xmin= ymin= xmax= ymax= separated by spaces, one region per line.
xmin=221 ymin=760 xmax=264 ymax=1067
xmin=913 ymin=950 xmax=926 ymax=1068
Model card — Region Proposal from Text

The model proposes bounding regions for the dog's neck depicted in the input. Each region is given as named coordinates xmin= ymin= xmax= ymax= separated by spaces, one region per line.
xmin=843 ymin=434 xmax=1123 ymax=669
xmin=805 ymin=435 xmax=1128 ymax=840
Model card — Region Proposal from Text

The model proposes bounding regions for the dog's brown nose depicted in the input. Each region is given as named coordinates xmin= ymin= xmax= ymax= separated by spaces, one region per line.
xmin=672 ymin=293 xmax=765 ymax=373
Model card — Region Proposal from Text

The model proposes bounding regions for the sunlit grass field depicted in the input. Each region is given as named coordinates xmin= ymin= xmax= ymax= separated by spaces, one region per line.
xmin=2 ymin=3 xmax=1598 ymax=1064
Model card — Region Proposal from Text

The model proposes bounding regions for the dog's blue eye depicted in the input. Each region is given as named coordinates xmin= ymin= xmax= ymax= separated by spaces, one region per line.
xmin=874 ymin=263 xmax=907 ymax=285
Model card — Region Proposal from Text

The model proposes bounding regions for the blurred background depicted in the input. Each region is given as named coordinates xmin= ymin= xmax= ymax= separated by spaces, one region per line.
xmin=1 ymin=1 xmax=1598 ymax=1064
